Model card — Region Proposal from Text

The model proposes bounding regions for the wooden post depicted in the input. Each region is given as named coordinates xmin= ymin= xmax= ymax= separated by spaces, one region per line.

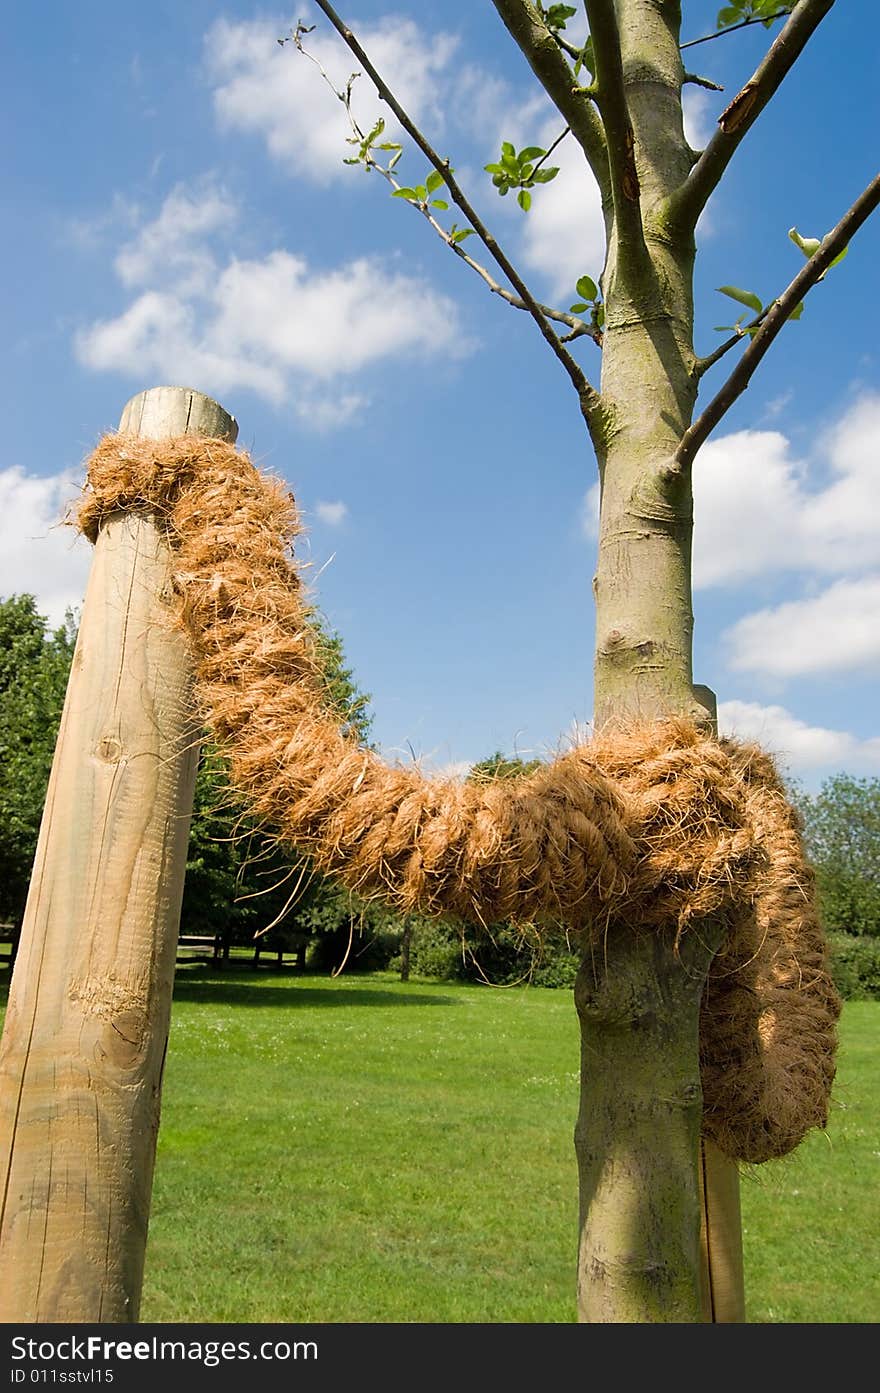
xmin=699 ymin=1139 xmax=746 ymax=1322
xmin=693 ymin=685 xmax=746 ymax=1323
xmin=0 ymin=387 xmax=237 ymax=1322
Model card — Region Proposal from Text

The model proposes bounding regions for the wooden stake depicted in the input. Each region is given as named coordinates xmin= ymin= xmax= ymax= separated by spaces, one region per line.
xmin=699 ymin=1138 xmax=746 ymax=1322
xmin=692 ymin=686 xmax=746 ymax=1323
xmin=0 ymin=387 xmax=237 ymax=1322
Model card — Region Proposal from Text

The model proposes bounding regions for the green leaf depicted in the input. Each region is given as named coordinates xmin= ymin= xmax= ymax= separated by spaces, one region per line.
xmin=533 ymin=167 xmax=559 ymax=184
xmin=450 ymin=227 xmax=475 ymax=244
xmin=543 ymin=4 xmax=577 ymax=31
xmin=429 ymin=199 xmax=448 ymax=210
xmin=569 ymin=302 xmax=590 ymax=313
xmin=425 ymin=170 xmax=445 ymax=194
xmin=788 ymin=300 xmax=805 ymax=321
xmin=789 ymin=226 xmax=822 ymax=259
xmin=501 ymin=141 xmax=515 ymax=157
xmin=576 ymin=275 xmax=598 ymax=301
xmin=414 ymin=185 xmax=427 ymax=202
xmin=501 ymin=152 xmax=519 ymax=172
xmin=594 ymin=303 xmax=605 ymax=328
xmin=519 ymin=147 xmax=546 ymax=162
xmin=717 ymin=284 xmax=763 ymax=314
xmin=392 ymin=187 xmax=416 ymax=199
xmin=829 ymin=245 xmax=849 ymax=269
xmin=484 ymin=163 xmax=504 ymax=174
xmin=518 ymin=189 xmax=532 ymax=211
xmin=717 ymin=6 xmax=743 ymax=28
xmin=376 ymin=142 xmax=401 ymax=151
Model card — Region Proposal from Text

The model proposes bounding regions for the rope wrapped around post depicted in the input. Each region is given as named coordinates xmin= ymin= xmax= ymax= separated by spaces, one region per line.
xmin=77 ymin=432 xmax=841 ymax=1165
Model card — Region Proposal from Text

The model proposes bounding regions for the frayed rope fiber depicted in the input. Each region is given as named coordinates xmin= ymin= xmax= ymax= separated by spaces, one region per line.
xmin=78 ymin=433 xmax=840 ymax=1164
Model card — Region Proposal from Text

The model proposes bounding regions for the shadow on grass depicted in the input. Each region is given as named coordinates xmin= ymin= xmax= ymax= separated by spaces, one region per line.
xmin=170 ymin=969 xmax=459 ymax=1010
xmin=0 ymin=966 xmax=458 ymax=1012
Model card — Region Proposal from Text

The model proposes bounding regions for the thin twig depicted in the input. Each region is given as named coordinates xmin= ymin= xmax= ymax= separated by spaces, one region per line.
xmin=680 ymin=8 xmax=794 ymax=50
xmin=683 ymin=73 xmax=724 ymax=92
xmin=551 ymin=29 xmax=584 ymax=62
xmin=308 ymin=0 xmax=602 ymax=415
xmin=292 ymin=30 xmax=601 ymax=346
xmin=530 ymin=124 xmax=571 ymax=179
xmin=676 ymin=171 xmax=880 ymax=471
xmin=693 ymin=311 xmax=767 ymax=380
xmin=668 ymin=0 xmax=835 ymax=233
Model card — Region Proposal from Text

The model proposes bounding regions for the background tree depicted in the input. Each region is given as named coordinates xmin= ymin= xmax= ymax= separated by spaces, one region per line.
xmin=0 ymin=596 xmax=76 ymax=930
xmin=286 ymin=0 xmax=880 ymax=1321
xmin=797 ymin=775 xmax=880 ymax=939
xmin=0 ymin=595 xmax=383 ymax=969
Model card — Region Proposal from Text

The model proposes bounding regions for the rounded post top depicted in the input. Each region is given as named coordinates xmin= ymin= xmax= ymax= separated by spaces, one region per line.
xmin=117 ymin=387 xmax=238 ymax=444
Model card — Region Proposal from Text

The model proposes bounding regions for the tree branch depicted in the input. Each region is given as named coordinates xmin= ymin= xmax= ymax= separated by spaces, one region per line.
xmin=308 ymin=0 xmax=602 ymax=417
xmin=584 ymin=0 xmax=648 ymax=268
xmin=676 ymin=172 xmax=880 ymax=471
xmin=668 ymin=0 xmax=835 ymax=233
xmin=490 ymin=0 xmax=611 ymax=206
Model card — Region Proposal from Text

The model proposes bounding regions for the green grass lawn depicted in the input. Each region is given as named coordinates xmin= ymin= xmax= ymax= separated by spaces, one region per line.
xmin=1 ymin=965 xmax=876 ymax=1322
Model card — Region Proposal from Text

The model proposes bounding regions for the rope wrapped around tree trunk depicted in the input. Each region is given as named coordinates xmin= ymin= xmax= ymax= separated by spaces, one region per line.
xmin=76 ymin=432 xmax=841 ymax=1164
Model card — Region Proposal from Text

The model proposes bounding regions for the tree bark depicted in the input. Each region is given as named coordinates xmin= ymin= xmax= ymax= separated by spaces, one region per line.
xmin=575 ymin=920 xmax=726 ymax=1321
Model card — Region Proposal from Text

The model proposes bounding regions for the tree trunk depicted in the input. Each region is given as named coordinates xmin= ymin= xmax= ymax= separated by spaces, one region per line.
xmin=575 ymin=920 xmax=726 ymax=1321
xmin=400 ymin=918 xmax=413 ymax=982
xmin=573 ymin=0 xmax=744 ymax=1319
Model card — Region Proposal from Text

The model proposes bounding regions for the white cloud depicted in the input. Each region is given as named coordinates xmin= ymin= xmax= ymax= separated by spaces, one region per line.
xmin=693 ymin=394 xmax=880 ymax=587
xmin=518 ymin=118 xmax=606 ymax=300
xmin=581 ymin=481 xmax=600 ymax=538
xmin=212 ymin=251 xmax=462 ymax=379
xmin=314 ymin=500 xmax=348 ymax=526
xmin=682 ymin=88 xmax=716 ymax=152
xmin=724 ymin=576 xmax=880 ymax=677
xmin=76 ymin=247 xmax=468 ymax=411
xmin=294 ymin=391 xmax=368 ymax=432
xmin=114 ymin=183 xmax=237 ymax=293
xmin=0 ymin=467 xmax=92 ymax=627
xmin=718 ymin=699 xmax=880 ymax=775
xmin=76 ymin=289 xmax=287 ymax=403
xmin=206 ymin=14 xmax=458 ymax=184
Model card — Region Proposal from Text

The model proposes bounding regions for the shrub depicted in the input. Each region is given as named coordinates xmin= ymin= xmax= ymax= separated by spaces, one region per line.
xmin=827 ymin=932 xmax=880 ymax=1001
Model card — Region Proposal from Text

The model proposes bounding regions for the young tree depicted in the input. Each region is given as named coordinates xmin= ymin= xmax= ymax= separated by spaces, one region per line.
xmin=281 ymin=0 xmax=878 ymax=1322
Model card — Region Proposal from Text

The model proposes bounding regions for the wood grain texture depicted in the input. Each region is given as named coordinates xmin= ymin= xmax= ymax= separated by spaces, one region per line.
xmin=0 ymin=387 xmax=236 ymax=1321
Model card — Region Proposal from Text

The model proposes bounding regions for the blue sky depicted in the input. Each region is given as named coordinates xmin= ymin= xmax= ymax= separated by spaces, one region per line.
xmin=2 ymin=1 xmax=878 ymax=789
